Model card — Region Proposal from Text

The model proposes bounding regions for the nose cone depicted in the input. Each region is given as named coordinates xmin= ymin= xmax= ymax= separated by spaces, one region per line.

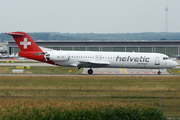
xmin=172 ymin=61 xmax=178 ymax=68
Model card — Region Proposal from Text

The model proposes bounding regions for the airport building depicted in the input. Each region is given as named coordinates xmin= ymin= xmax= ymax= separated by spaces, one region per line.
xmin=8 ymin=40 xmax=180 ymax=58
xmin=0 ymin=45 xmax=8 ymax=53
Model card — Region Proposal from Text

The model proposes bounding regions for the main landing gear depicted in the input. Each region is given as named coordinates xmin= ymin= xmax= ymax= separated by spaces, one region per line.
xmin=88 ymin=69 xmax=93 ymax=74
xmin=157 ymin=70 xmax=161 ymax=75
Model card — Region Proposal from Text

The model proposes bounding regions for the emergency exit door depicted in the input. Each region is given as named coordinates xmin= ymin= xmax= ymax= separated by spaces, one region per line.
xmin=155 ymin=57 xmax=160 ymax=65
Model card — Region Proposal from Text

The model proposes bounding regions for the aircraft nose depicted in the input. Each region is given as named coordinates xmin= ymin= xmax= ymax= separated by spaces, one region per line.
xmin=172 ymin=61 xmax=178 ymax=68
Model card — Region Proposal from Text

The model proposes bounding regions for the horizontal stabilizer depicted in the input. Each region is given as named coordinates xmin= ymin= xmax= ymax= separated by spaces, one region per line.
xmin=5 ymin=33 xmax=24 ymax=36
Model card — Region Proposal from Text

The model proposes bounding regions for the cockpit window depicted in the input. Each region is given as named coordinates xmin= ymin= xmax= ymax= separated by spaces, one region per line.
xmin=163 ymin=57 xmax=170 ymax=60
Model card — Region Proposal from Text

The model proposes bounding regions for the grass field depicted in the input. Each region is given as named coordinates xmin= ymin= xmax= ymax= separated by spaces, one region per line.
xmin=0 ymin=61 xmax=41 ymax=63
xmin=0 ymin=76 xmax=179 ymax=117
xmin=0 ymin=66 xmax=83 ymax=74
xmin=0 ymin=76 xmax=179 ymax=91
xmin=0 ymin=99 xmax=165 ymax=120
xmin=168 ymin=68 xmax=180 ymax=75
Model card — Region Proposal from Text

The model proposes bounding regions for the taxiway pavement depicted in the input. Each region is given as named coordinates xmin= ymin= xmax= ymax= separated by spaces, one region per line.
xmin=0 ymin=59 xmax=179 ymax=75
xmin=82 ymin=68 xmax=169 ymax=75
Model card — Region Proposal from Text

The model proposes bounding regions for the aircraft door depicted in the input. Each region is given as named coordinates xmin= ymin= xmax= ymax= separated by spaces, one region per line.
xmin=155 ymin=57 xmax=160 ymax=65
xmin=99 ymin=55 xmax=102 ymax=61
xmin=95 ymin=55 xmax=98 ymax=60
xmin=95 ymin=55 xmax=102 ymax=61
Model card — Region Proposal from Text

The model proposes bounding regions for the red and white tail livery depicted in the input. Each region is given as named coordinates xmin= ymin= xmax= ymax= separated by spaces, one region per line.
xmin=6 ymin=32 xmax=42 ymax=52
xmin=5 ymin=32 xmax=47 ymax=62
xmin=5 ymin=31 xmax=178 ymax=75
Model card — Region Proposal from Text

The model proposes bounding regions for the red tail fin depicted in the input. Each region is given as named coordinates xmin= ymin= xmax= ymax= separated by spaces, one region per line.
xmin=5 ymin=32 xmax=42 ymax=52
xmin=5 ymin=32 xmax=45 ymax=62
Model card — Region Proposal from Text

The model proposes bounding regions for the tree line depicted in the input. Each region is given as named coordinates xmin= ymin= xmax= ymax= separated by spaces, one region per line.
xmin=0 ymin=32 xmax=180 ymax=42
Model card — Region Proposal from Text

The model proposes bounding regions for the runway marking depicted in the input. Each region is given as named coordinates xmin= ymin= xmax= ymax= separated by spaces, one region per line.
xmin=131 ymin=72 xmax=157 ymax=74
xmin=120 ymin=68 xmax=127 ymax=74
xmin=124 ymin=69 xmax=127 ymax=74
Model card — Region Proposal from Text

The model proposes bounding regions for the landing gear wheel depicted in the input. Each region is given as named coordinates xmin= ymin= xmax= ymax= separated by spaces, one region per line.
xmin=88 ymin=69 xmax=93 ymax=74
xmin=157 ymin=71 xmax=161 ymax=75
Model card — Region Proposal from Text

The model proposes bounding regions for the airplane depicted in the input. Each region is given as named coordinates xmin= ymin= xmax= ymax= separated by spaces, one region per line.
xmin=0 ymin=53 xmax=9 ymax=59
xmin=0 ymin=53 xmax=3 ymax=59
xmin=14 ymin=53 xmax=19 ymax=58
xmin=0 ymin=53 xmax=18 ymax=59
xmin=8 ymin=53 xmax=19 ymax=59
xmin=9 ymin=53 xmax=15 ymax=58
xmin=5 ymin=32 xmax=178 ymax=75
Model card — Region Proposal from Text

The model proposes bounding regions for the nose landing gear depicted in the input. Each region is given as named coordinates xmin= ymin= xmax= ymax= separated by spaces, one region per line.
xmin=88 ymin=69 xmax=93 ymax=74
xmin=157 ymin=70 xmax=161 ymax=75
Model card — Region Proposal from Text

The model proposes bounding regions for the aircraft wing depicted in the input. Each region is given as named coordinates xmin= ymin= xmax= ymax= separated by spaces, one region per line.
xmin=77 ymin=61 xmax=110 ymax=69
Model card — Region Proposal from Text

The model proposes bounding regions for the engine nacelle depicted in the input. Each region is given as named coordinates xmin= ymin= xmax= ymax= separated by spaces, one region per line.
xmin=46 ymin=53 xmax=69 ymax=61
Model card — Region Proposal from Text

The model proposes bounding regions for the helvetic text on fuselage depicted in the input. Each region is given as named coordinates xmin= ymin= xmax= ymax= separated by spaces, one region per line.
xmin=116 ymin=56 xmax=150 ymax=62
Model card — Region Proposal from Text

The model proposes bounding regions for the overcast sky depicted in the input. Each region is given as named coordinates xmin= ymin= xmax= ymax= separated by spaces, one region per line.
xmin=0 ymin=0 xmax=180 ymax=33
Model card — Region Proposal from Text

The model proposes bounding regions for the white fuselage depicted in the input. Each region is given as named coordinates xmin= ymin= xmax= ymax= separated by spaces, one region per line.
xmin=46 ymin=51 xmax=178 ymax=69
xmin=6 ymin=31 xmax=178 ymax=75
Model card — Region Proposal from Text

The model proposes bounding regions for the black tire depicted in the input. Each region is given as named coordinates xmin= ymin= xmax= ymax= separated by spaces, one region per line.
xmin=157 ymin=71 xmax=161 ymax=75
xmin=88 ymin=69 xmax=93 ymax=74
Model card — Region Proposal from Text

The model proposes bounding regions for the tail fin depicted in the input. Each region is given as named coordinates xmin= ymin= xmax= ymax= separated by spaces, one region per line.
xmin=15 ymin=53 xmax=19 ymax=58
xmin=5 ymin=32 xmax=45 ymax=62
xmin=5 ymin=32 xmax=42 ymax=52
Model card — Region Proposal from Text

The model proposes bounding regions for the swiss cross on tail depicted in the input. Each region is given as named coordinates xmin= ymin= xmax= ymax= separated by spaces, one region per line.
xmin=5 ymin=32 xmax=45 ymax=62
xmin=5 ymin=32 xmax=42 ymax=52
xmin=20 ymin=38 xmax=31 ymax=49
